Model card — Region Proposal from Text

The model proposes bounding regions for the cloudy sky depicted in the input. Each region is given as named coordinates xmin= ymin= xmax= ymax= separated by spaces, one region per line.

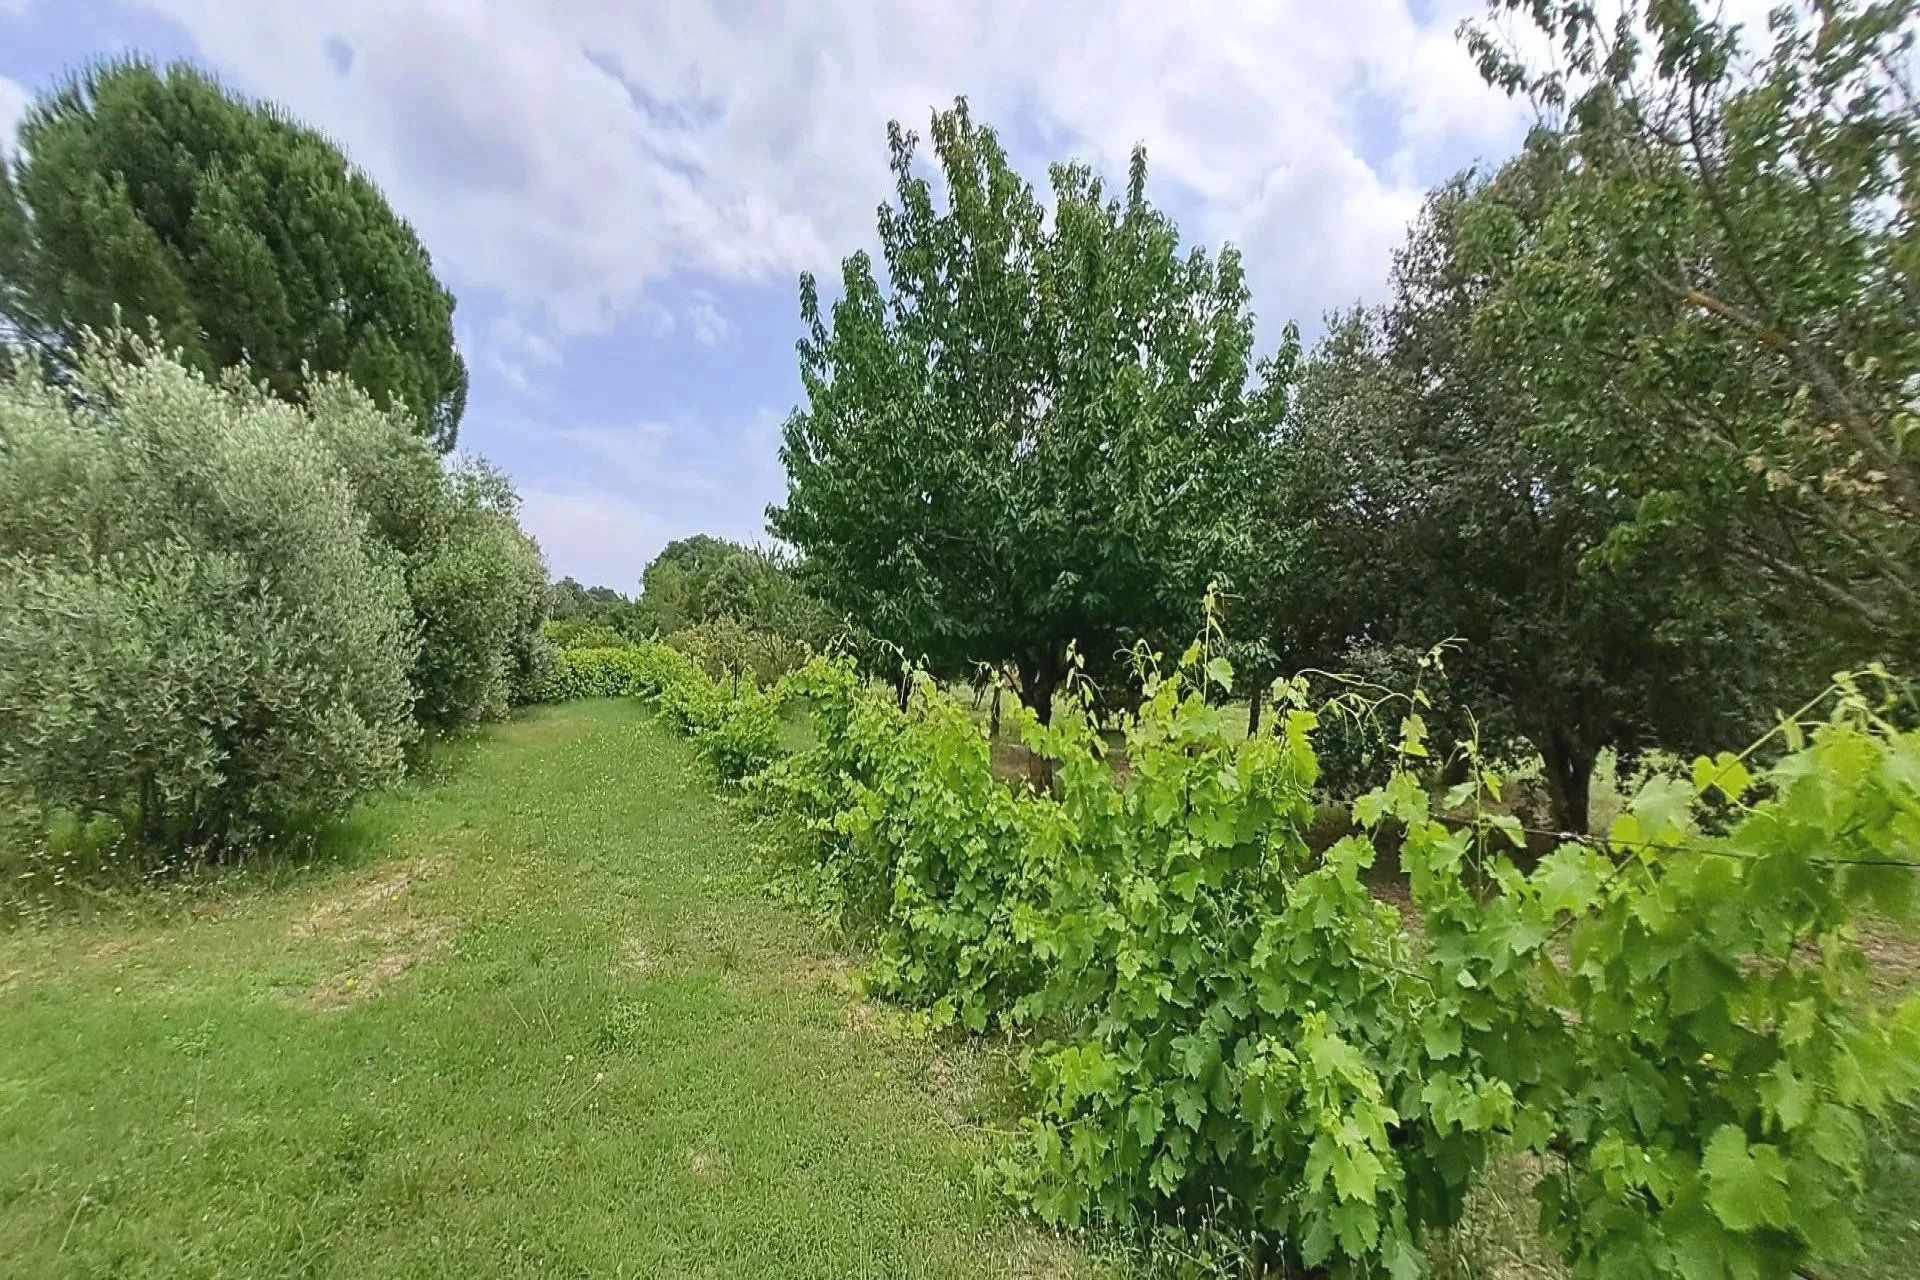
xmin=0 ymin=0 xmax=1533 ymax=591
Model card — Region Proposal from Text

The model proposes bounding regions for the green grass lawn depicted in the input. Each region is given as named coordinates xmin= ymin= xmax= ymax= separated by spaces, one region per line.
xmin=0 ymin=700 xmax=1100 ymax=1278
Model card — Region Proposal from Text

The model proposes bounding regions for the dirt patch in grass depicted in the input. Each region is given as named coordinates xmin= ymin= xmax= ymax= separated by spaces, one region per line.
xmin=619 ymin=936 xmax=657 ymax=978
xmin=1857 ymin=913 xmax=1920 ymax=998
xmin=1433 ymin=1151 xmax=1568 ymax=1280
xmin=688 ymin=1146 xmax=724 ymax=1181
xmin=306 ymin=916 xmax=454 ymax=1011
xmin=290 ymin=856 xmax=445 ymax=942
xmin=292 ymin=856 xmax=456 ymax=1010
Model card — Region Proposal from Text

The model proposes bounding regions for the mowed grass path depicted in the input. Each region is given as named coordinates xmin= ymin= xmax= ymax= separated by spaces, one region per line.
xmin=0 ymin=700 xmax=1096 ymax=1278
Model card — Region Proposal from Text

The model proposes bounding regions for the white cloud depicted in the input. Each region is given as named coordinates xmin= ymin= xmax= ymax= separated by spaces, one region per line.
xmin=130 ymin=0 xmax=1527 ymax=350
xmin=509 ymin=411 xmax=788 ymax=586
xmin=684 ymin=292 xmax=731 ymax=348
xmin=517 ymin=485 xmax=667 ymax=593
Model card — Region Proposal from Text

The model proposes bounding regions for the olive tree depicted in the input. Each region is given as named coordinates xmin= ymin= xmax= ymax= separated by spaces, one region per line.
xmin=0 ymin=345 xmax=416 ymax=854
xmin=303 ymin=378 xmax=549 ymax=732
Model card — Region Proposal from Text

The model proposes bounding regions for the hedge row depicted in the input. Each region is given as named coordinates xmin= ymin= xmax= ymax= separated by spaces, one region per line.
xmin=538 ymin=643 xmax=782 ymax=782
xmin=547 ymin=640 xmax=1920 ymax=1278
xmin=757 ymin=654 xmax=1920 ymax=1279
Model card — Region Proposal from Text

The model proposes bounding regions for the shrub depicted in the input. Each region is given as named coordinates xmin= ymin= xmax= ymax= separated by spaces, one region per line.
xmin=402 ymin=460 xmax=548 ymax=728
xmin=538 ymin=646 xmax=674 ymax=702
xmin=0 ymin=346 xmax=416 ymax=856
xmin=762 ymin=657 xmax=1050 ymax=1026
xmin=306 ymin=381 xmax=548 ymax=732
xmin=756 ymin=644 xmax=1920 ymax=1277
xmin=535 ymin=640 xmax=785 ymax=783
xmin=666 ymin=615 xmax=811 ymax=688
xmin=542 ymin=618 xmax=631 ymax=651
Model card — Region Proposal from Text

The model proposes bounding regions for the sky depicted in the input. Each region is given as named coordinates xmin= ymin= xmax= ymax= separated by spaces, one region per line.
xmin=0 ymin=0 xmax=1535 ymax=593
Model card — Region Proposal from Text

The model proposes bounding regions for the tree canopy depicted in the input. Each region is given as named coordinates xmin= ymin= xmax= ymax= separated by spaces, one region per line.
xmin=771 ymin=99 xmax=1279 ymax=718
xmin=635 ymin=534 xmax=836 ymax=645
xmin=1463 ymin=0 xmax=1918 ymax=666
xmin=0 ymin=59 xmax=467 ymax=449
xmin=1242 ymin=146 xmax=1790 ymax=833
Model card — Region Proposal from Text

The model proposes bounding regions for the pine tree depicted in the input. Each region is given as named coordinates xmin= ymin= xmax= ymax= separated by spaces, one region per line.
xmin=0 ymin=59 xmax=467 ymax=449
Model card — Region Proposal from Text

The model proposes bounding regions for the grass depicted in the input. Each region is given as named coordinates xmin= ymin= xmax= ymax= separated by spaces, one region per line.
xmin=0 ymin=700 xmax=1102 ymax=1278
xmin=4 ymin=696 xmax=1916 ymax=1280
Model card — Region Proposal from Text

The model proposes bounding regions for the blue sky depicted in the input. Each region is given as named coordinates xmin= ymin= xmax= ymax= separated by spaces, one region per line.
xmin=0 ymin=0 xmax=1533 ymax=592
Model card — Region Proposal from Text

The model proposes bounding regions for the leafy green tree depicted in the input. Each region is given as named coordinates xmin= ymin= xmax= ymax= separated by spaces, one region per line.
xmin=0 ymin=342 xmax=416 ymax=856
xmin=548 ymin=577 xmax=632 ymax=623
xmin=303 ymin=379 xmax=548 ymax=732
xmin=770 ymin=100 xmax=1279 ymax=723
xmin=0 ymin=59 xmax=467 ymax=448
xmin=1464 ymin=0 xmax=1919 ymax=667
xmin=634 ymin=534 xmax=836 ymax=645
xmin=1260 ymin=149 xmax=1789 ymax=832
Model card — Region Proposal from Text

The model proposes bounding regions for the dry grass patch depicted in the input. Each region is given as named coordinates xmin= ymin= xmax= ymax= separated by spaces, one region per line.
xmin=290 ymin=855 xmax=456 ymax=1010
xmin=288 ymin=855 xmax=445 ymax=941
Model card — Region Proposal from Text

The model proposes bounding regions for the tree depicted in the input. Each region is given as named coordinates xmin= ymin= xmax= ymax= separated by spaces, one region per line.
xmin=1259 ymin=146 xmax=1790 ymax=833
xmin=634 ymin=534 xmax=837 ymax=646
xmin=548 ymin=577 xmax=631 ymax=623
xmin=298 ymin=377 xmax=549 ymax=733
xmin=0 ymin=59 xmax=467 ymax=449
xmin=0 ymin=343 xmax=417 ymax=855
xmin=771 ymin=100 xmax=1277 ymax=727
xmin=1464 ymin=0 xmax=1920 ymax=669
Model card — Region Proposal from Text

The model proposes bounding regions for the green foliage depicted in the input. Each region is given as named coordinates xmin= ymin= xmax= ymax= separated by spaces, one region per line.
xmin=1250 ymin=150 xmax=1791 ymax=835
xmin=537 ymin=646 xmax=672 ymax=702
xmin=534 ymin=641 xmax=783 ymax=783
xmin=633 ymin=534 xmax=836 ymax=647
xmin=542 ymin=618 xmax=631 ymax=651
xmin=297 ymin=377 xmax=548 ymax=734
xmin=0 ymin=59 xmax=467 ymax=448
xmin=1462 ymin=0 xmax=1919 ymax=665
xmin=752 ymin=639 xmax=1920 ymax=1277
xmin=761 ymin=658 xmax=1051 ymax=1028
xmin=547 ymin=576 xmax=632 ymax=624
xmin=0 ymin=343 xmax=415 ymax=857
xmin=1393 ymin=679 xmax=1920 ymax=1279
xmin=771 ymin=98 xmax=1279 ymax=716
xmin=667 ymin=615 xmax=812 ymax=688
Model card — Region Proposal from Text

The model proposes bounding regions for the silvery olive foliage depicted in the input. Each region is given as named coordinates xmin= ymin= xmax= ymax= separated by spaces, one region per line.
xmin=0 ymin=344 xmax=416 ymax=853
xmin=0 ymin=341 xmax=549 ymax=862
xmin=308 ymin=379 xmax=548 ymax=730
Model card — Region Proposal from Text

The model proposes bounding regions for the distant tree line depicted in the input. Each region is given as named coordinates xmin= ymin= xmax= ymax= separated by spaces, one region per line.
xmin=544 ymin=535 xmax=842 ymax=653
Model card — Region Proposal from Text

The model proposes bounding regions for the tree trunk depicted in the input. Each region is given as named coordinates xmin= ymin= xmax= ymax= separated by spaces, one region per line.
xmin=989 ymin=685 xmax=1002 ymax=740
xmin=897 ymin=671 xmax=911 ymax=712
xmin=1539 ymin=730 xmax=1598 ymax=838
xmin=1018 ymin=663 xmax=1059 ymax=793
xmin=1247 ymin=680 xmax=1266 ymax=738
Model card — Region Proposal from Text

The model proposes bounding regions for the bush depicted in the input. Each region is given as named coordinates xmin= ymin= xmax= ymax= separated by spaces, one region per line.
xmin=535 ymin=640 xmax=785 ymax=783
xmin=755 ymin=646 xmax=1920 ymax=1277
xmin=306 ymin=381 xmax=548 ymax=732
xmin=542 ymin=618 xmax=632 ymax=651
xmin=0 ymin=347 xmax=416 ymax=856
xmin=666 ymin=615 xmax=811 ymax=688
xmin=538 ymin=646 xmax=672 ymax=701
xmin=761 ymin=658 xmax=1050 ymax=1025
